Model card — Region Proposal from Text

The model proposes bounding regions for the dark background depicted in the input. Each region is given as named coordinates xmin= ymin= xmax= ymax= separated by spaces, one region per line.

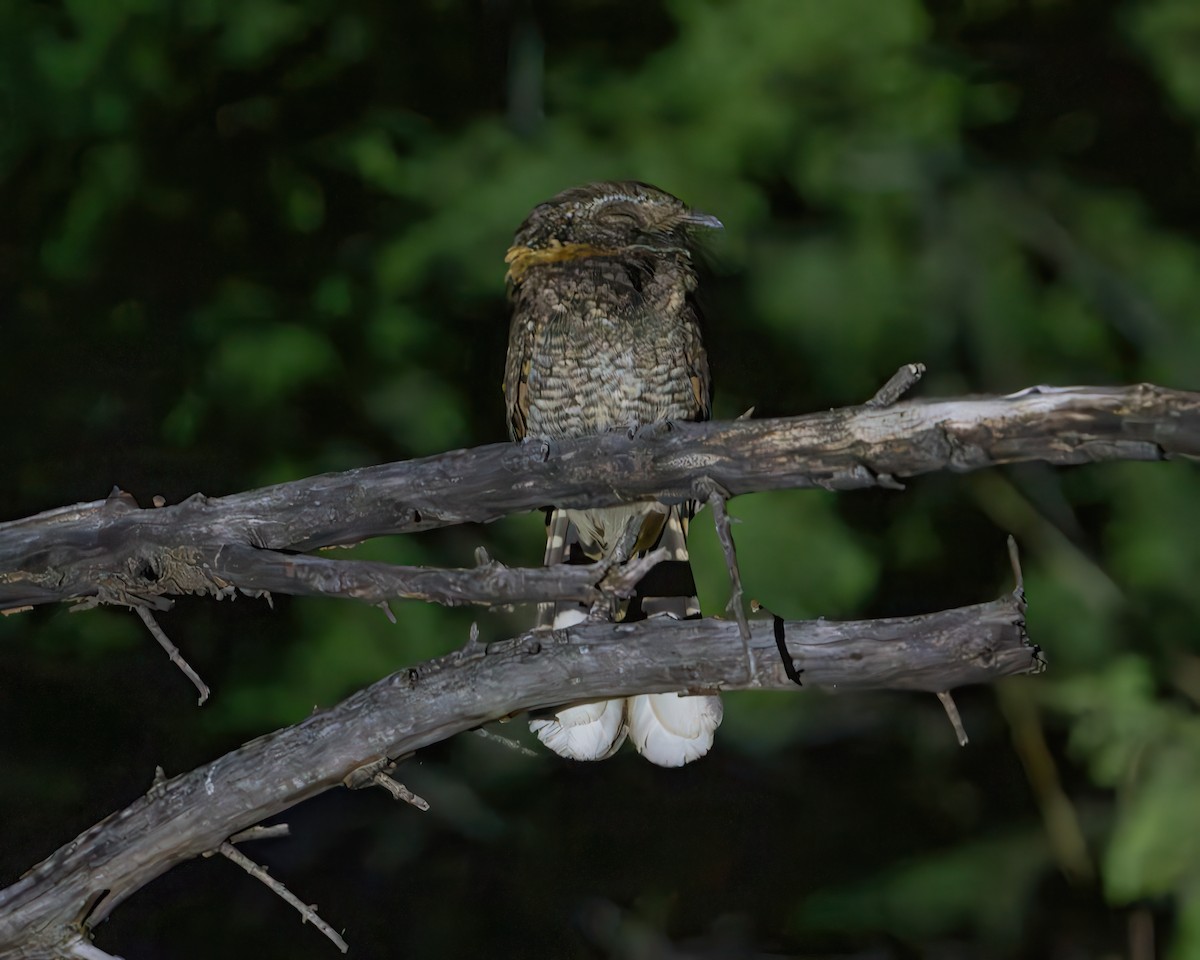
xmin=4 ymin=0 xmax=1200 ymax=956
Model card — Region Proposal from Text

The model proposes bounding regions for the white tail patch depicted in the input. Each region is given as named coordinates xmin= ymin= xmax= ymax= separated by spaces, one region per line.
xmin=531 ymin=607 xmax=629 ymax=760
xmin=627 ymin=692 xmax=723 ymax=767
xmin=530 ymin=699 xmax=628 ymax=761
xmin=534 ymin=503 xmax=723 ymax=765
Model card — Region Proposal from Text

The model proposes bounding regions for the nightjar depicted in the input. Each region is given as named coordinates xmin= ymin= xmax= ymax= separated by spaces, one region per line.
xmin=503 ymin=181 xmax=724 ymax=767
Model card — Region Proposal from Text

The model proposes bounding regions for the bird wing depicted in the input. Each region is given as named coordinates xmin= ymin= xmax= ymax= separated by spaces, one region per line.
xmin=682 ymin=291 xmax=712 ymax=422
xmin=503 ymin=300 xmax=535 ymax=441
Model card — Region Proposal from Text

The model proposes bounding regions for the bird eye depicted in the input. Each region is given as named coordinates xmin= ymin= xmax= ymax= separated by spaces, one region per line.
xmin=600 ymin=206 xmax=639 ymax=226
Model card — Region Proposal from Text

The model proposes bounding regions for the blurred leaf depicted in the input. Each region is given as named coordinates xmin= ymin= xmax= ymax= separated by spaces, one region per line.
xmin=793 ymin=828 xmax=1048 ymax=945
xmin=691 ymin=491 xmax=880 ymax=621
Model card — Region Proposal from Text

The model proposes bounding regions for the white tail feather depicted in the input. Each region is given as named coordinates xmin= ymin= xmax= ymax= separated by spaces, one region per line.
xmin=627 ymin=693 xmax=723 ymax=767
xmin=530 ymin=607 xmax=628 ymax=761
xmin=530 ymin=699 xmax=628 ymax=761
xmin=533 ymin=506 xmax=723 ymax=765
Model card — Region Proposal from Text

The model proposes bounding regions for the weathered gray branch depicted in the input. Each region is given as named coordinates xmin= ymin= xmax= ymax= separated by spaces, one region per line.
xmin=207 ymin=543 xmax=664 ymax=610
xmin=0 ymin=525 xmax=662 ymax=614
xmin=0 ymin=378 xmax=1190 ymax=955
xmin=1 ymin=383 xmax=1197 ymax=613
xmin=0 ymin=588 xmax=1033 ymax=959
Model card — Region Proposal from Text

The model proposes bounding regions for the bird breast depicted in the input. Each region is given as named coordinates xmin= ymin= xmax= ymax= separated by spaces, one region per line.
xmin=520 ymin=265 xmax=701 ymax=440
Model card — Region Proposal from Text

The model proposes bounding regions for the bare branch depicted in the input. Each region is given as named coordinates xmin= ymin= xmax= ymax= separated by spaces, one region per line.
xmin=212 ymin=544 xmax=661 ymax=610
xmin=343 ymin=758 xmax=429 ymax=811
xmin=0 ymin=381 xmax=1181 ymax=956
xmin=704 ymin=488 xmax=755 ymax=682
xmin=1007 ymin=533 xmax=1025 ymax=597
xmin=0 ymin=587 xmax=1033 ymax=958
xmin=134 ymin=606 xmax=210 ymax=705
xmin=0 ymin=539 xmax=663 ymax=617
xmin=936 ymin=691 xmax=969 ymax=746
xmin=1 ymin=383 xmax=1195 ymax=614
xmin=367 ymin=772 xmax=429 ymax=811
xmin=216 ymin=841 xmax=348 ymax=953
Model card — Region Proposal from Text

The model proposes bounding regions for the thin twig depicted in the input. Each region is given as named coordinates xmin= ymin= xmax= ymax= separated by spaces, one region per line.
xmin=217 ymin=841 xmax=348 ymax=953
xmin=935 ymin=691 xmax=969 ymax=746
xmin=597 ymin=547 xmax=670 ymax=600
xmin=369 ymin=770 xmax=429 ymax=811
xmin=581 ymin=546 xmax=671 ymax=625
xmin=472 ymin=728 xmax=540 ymax=757
xmin=343 ymin=757 xmax=391 ymax=790
xmin=1007 ymin=534 xmax=1024 ymax=597
xmin=133 ymin=606 xmax=210 ymax=705
xmin=229 ymin=824 xmax=291 ymax=844
xmin=706 ymin=490 xmax=756 ymax=683
xmin=866 ymin=362 xmax=926 ymax=407
xmin=457 ymin=621 xmax=487 ymax=661
xmin=342 ymin=758 xmax=429 ymax=811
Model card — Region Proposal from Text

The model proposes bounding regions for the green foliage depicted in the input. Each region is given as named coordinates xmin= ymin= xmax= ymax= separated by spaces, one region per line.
xmin=3 ymin=0 xmax=1200 ymax=956
xmin=794 ymin=828 xmax=1049 ymax=947
xmin=1054 ymin=659 xmax=1200 ymax=902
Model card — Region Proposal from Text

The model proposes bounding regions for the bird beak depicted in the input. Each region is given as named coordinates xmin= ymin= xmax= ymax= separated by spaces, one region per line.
xmin=682 ymin=211 xmax=723 ymax=230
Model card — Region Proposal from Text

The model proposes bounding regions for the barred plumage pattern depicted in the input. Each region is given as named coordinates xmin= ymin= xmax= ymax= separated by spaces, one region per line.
xmin=503 ymin=181 xmax=724 ymax=767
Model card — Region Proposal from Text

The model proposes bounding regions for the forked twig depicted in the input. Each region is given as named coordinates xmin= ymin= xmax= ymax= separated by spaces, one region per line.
xmin=600 ymin=546 xmax=671 ymax=598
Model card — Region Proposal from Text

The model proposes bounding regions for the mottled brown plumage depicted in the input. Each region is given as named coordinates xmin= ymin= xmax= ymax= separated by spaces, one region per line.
xmin=504 ymin=181 xmax=724 ymax=766
xmin=504 ymin=182 xmax=714 ymax=446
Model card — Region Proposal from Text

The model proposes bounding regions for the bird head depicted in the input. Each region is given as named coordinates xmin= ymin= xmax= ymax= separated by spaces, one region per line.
xmin=505 ymin=181 xmax=722 ymax=284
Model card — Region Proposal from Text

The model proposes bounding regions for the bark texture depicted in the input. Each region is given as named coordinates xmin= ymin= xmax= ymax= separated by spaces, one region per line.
xmin=1 ymin=384 xmax=1195 ymax=613
xmin=0 ymin=589 xmax=1032 ymax=959
xmin=1 ymin=380 xmax=1193 ymax=957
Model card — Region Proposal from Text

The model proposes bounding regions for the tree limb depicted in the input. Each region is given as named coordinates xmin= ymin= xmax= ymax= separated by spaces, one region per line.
xmin=0 ymin=586 xmax=1033 ymax=959
xmin=1 ymin=383 xmax=1196 ymax=613
xmin=0 ymin=529 xmax=667 ymax=614
xmin=0 ymin=378 xmax=1185 ymax=955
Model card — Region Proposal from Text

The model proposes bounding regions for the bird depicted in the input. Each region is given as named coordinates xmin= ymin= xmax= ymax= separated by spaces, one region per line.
xmin=503 ymin=180 xmax=724 ymax=767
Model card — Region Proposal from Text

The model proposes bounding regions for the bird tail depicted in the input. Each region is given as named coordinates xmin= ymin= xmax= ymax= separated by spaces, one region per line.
xmin=529 ymin=508 xmax=631 ymax=760
xmin=529 ymin=506 xmax=723 ymax=766
xmin=622 ymin=508 xmax=723 ymax=767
